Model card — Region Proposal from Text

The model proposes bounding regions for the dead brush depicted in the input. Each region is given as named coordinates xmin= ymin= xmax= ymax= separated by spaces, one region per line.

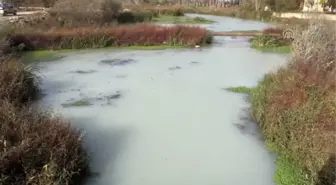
xmin=0 ymin=100 xmax=89 ymax=185
xmin=292 ymin=19 xmax=336 ymax=71
xmin=0 ymin=57 xmax=39 ymax=105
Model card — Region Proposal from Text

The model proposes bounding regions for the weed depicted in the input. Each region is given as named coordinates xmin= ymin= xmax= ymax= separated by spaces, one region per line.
xmin=62 ymin=100 xmax=92 ymax=107
xmin=225 ymin=86 xmax=255 ymax=94
xmin=255 ymin=45 xmax=292 ymax=53
xmin=74 ymin=70 xmax=97 ymax=74
xmin=250 ymin=35 xmax=292 ymax=53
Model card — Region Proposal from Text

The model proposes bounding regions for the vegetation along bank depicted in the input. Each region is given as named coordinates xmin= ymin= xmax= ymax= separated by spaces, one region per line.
xmin=1 ymin=0 xmax=334 ymax=184
xmin=249 ymin=27 xmax=293 ymax=53
xmin=227 ymin=21 xmax=335 ymax=185
xmin=0 ymin=52 xmax=89 ymax=184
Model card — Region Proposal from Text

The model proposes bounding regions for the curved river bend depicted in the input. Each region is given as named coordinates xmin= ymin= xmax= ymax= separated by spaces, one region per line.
xmin=36 ymin=14 xmax=287 ymax=185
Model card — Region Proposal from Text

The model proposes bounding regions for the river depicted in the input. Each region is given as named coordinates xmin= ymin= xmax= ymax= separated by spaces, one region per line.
xmin=35 ymin=14 xmax=287 ymax=185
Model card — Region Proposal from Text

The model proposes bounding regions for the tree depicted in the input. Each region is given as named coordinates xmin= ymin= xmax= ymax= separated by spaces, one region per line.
xmin=265 ymin=0 xmax=304 ymax=11
xmin=42 ymin=0 xmax=57 ymax=7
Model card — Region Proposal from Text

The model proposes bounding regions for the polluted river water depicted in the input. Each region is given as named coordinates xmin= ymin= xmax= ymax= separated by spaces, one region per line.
xmin=35 ymin=15 xmax=288 ymax=185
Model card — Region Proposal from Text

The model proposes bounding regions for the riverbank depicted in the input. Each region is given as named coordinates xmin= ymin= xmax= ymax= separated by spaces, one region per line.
xmin=20 ymin=27 xmax=291 ymax=63
xmin=227 ymin=21 xmax=335 ymax=185
xmin=213 ymin=28 xmax=292 ymax=53
xmin=0 ymin=54 xmax=90 ymax=184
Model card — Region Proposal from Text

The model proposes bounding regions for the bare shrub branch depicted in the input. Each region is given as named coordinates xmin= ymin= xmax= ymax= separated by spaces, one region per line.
xmin=0 ymin=100 xmax=89 ymax=185
xmin=292 ymin=19 xmax=336 ymax=71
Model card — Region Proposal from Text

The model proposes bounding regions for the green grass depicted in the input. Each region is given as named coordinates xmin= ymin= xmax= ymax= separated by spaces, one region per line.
xmin=152 ymin=15 xmax=214 ymax=24
xmin=61 ymin=100 xmax=92 ymax=107
xmin=73 ymin=70 xmax=97 ymax=74
xmin=274 ymin=155 xmax=308 ymax=185
xmin=21 ymin=45 xmax=186 ymax=63
xmin=225 ymin=86 xmax=255 ymax=94
xmin=22 ymin=50 xmax=65 ymax=63
xmin=266 ymin=142 xmax=308 ymax=185
xmin=254 ymin=45 xmax=292 ymax=53
xmin=249 ymin=35 xmax=292 ymax=53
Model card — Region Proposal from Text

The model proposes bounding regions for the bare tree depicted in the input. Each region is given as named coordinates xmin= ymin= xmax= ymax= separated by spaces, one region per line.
xmin=253 ymin=0 xmax=264 ymax=11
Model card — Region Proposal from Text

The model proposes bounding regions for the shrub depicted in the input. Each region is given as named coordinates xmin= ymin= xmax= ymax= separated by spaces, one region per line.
xmin=43 ymin=0 xmax=149 ymax=27
xmin=0 ymin=19 xmax=90 ymax=185
xmin=265 ymin=0 xmax=303 ymax=12
xmin=170 ymin=7 xmax=184 ymax=16
xmin=0 ymin=100 xmax=89 ymax=185
xmin=116 ymin=12 xmax=153 ymax=24
xmin=13 ymin=10 xmax=152 ymax=30
xmin=316 ymin=155 xmax=336 ymax=185
xmin=262 ymin=27 xmax=284 ymax=35
xmin=250 ymin=35 xmax=291 ymax=48
xmin=251 ymin=20 xmax=335 ymax=185
xmin=47 ymin=11 xmax=108 ymax=28
xmin=51 ymin=0 xmax=102 ymax=14
xmin=49 ymin=0 xmax=121 ymax=26
xmin=325 ymin=0 xmax=335 ymax=9
xmin=127 ymin=5 xmax=185 ymax=16
xmin=0 ymin=58 xmax=39 ymax=105
xmin=155 ymin=6 xmax=185 ymax=16
xmin=8 ymin=24 xmax=212 ymax=50
xmin=101 ymin=0 xmax=122 ymax=23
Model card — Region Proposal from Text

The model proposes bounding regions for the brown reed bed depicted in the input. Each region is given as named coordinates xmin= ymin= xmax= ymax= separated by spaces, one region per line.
xmin=8 ymin=24 xmax=212 ymax=50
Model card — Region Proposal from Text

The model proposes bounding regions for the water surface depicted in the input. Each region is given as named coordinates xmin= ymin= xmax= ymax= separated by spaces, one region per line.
xmin=36 ymin=15 xmax=287 ymax=185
